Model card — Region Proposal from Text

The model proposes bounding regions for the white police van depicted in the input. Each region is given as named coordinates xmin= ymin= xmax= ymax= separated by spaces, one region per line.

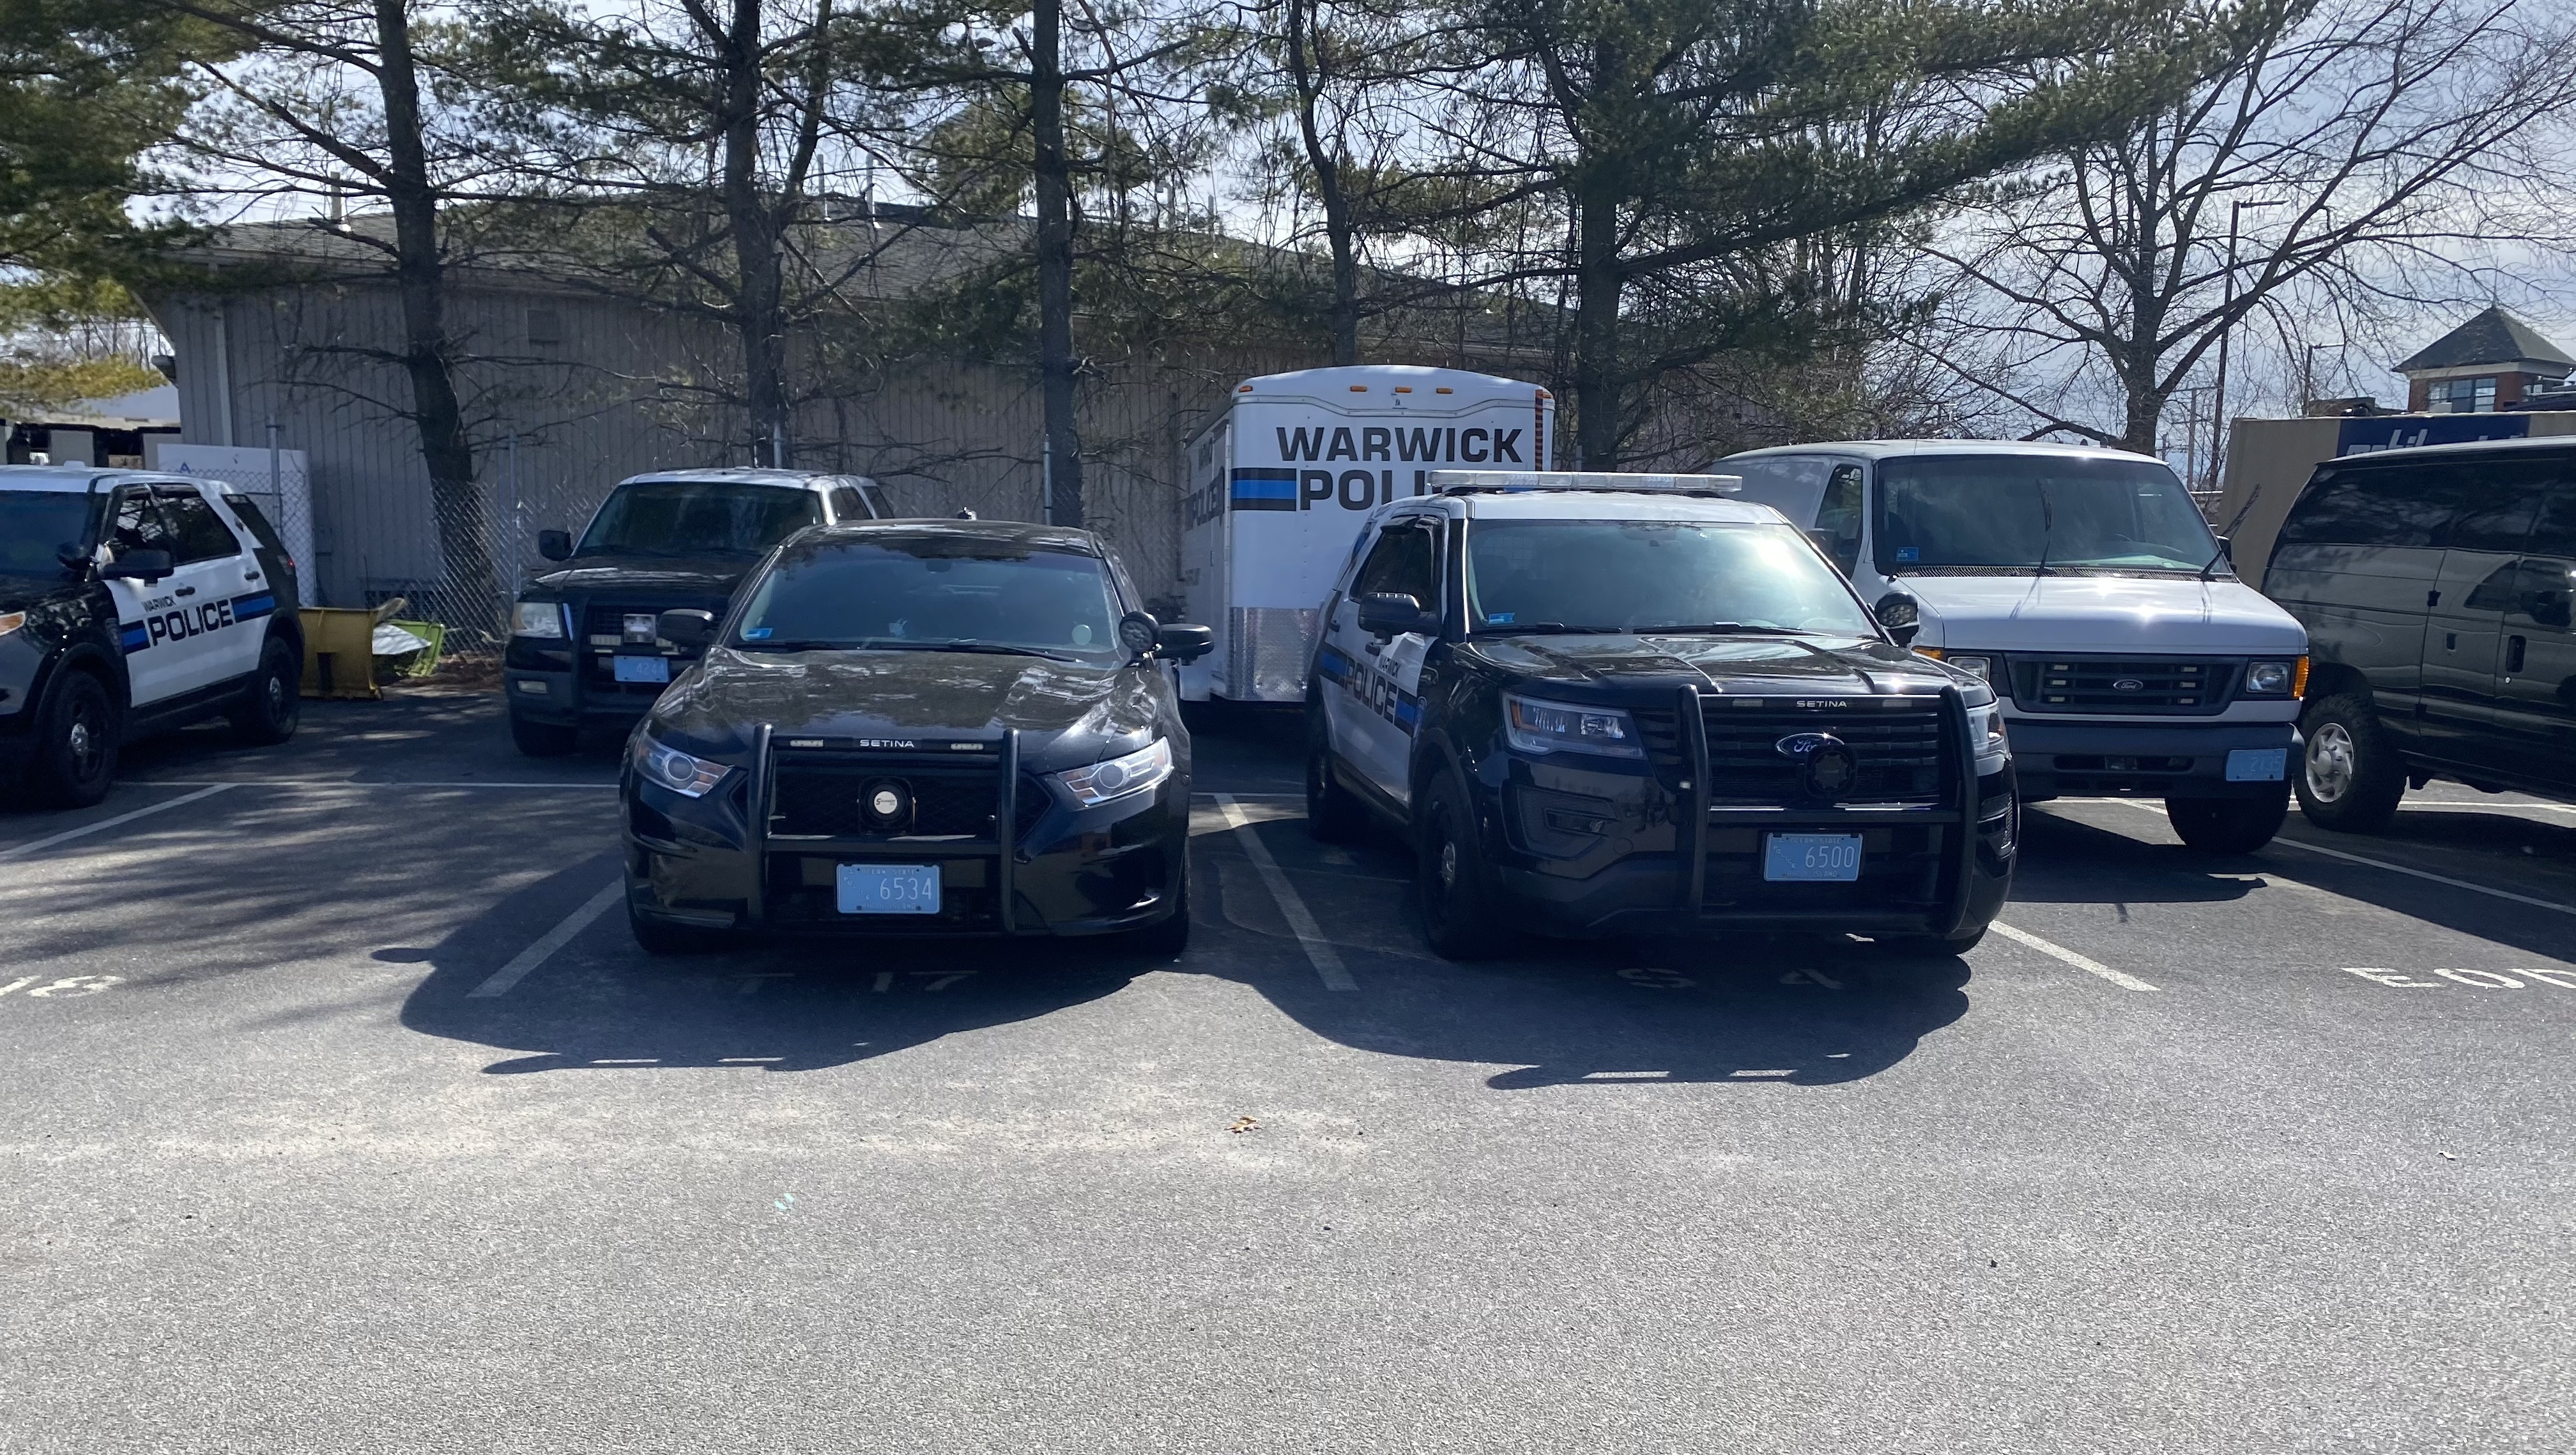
xmin=0 ymin=466 xmax=302 ymax=807
xmin=1179 ymin=366 xmax=1554 ymax=701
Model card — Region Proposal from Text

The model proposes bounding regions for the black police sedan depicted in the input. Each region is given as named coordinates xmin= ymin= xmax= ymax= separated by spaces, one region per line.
xmin=1305 ymin=479 xmax=2016 ymax=960
xmin=619 ymin=519 xmax=1211 ymax=954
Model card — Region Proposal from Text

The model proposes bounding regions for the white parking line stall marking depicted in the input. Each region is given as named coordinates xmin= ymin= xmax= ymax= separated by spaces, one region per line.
xmin=0 ymin=783 xmax=236 ymax=864
xmin=2090 ymin=798 xmax=2576 ymax=920
xmin=467 ymin=880 xmax=626 ymax=998
xmin=1989 ymin=922 xmax=2159 ymax=992
xmin=1213 ymin=793 xmax=1356 ymax=992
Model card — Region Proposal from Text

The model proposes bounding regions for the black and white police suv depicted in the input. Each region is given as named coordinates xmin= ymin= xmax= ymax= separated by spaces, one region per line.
xmin=1305 ymin=471 xmax=2016 ymax=959
xmin=505 ymin=469 xmax=892 ymax=756
xmin=0 ymin=466 xmax=302 ymax=807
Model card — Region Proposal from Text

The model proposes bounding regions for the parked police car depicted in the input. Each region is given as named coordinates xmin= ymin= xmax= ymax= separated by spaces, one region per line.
xmin=505 ymin=469 xmax=891 ymax=756
xmin=1305 ymin=471 xmax=2015 ymax=959
xmin=0 ymin=466 xmax=302 ymax=808
xmin=618 ymin=519 xmax=1212 ymax=954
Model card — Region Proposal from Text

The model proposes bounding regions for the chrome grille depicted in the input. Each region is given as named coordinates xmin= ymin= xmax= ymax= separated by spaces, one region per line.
xmin=2006 ymin=657 xmax=2239 ymax=715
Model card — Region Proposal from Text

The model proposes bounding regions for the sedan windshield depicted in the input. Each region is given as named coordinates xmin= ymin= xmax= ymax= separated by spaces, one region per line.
xmin=0 ymin=490 xmax=98 ymax=575
xmin=1876 ymin=455 xmax=2218 ymax=573
xmin=1464 ymin=519 xmax=1876 ymax=636
xmin=578 ymin=482 xmax=820 ymax=556
xmin=733 ymin=535 xmax=1123 ymax=659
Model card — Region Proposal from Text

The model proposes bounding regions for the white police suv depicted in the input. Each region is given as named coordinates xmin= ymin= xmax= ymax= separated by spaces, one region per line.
xmin=0 ymin=467 xmax=302 ymax=807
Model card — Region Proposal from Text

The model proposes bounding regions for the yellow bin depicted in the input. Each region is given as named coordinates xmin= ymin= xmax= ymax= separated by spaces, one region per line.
xmin=298 ymin=607 xmax=381 ymax=700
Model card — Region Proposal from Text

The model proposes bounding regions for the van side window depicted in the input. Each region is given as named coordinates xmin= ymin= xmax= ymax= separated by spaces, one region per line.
xmin=2527 ymin=487 xmax=2576 ymax=558
xmin=158 ymin=488 xmax=241 ymax=564
xmin=829 ymin=486 xmax=869 ymax=521
xmin=2439 ymin=458 xmax=2561 ymax=551
xmin=1730 ymin=456 xmax=1830 ymax=525
xmin=2277 ymin=462 xmax=2455 ymax=549
xmin=107 ymin=488 xmax=176 ymax=558
xmin=1818 ymin=464 xmax=1864 ymax=574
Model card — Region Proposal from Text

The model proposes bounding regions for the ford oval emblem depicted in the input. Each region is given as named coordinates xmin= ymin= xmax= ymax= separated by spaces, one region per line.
xmin=2112 ymin=678 xmax=2145 ymax=692
xmin=1775 ymin=732 xmax=1857 ymax=800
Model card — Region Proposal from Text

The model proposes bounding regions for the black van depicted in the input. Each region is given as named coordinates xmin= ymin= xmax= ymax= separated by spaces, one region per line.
xmin=2263 ymin=437 xmax=2576 ymax=829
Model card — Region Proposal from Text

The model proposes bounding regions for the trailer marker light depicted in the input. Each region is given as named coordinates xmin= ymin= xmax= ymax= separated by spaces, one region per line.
xmin=1436 ymin=387 xmax=1453 ymax=393
xmin=1349 ymin=385 xmax=1367 ymax=392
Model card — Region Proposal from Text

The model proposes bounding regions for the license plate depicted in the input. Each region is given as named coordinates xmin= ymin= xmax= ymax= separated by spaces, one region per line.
xmin=1764 ymin=832 xmax=1864 ymax=882
xmin=837 ymin=863 xmax=940 ymax=915
xmin=2226 ymin=747 xmax=2287 ymax=782
xmin=613 ymin=655 xmax=670 ymax=684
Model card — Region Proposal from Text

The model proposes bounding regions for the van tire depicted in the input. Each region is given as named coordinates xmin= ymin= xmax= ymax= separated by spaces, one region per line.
xmin=2166 ymin=786 xmax=2289 ymax=853
xmin=228 ymin=637 xmax=303 ymax=745
xmin=2294 ymin=692 xmax=2405 ymax=834
xmin=511 ymin=712 xmax=580 ymax=758
xmin=1417 ymin=772 xmax=1503 ymax=961
xmin=23 ymin=670 xmax=119 ymax=809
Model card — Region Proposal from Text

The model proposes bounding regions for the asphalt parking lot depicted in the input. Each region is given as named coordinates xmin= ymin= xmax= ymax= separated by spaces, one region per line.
xmin=5 ymin=696 xmax=2574 ymax=1453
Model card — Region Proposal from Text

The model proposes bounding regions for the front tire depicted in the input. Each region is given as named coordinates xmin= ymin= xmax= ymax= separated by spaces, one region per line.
xmin=1127 ymin=862 xmax=1192 ymax=957
xmin=1305 ymin=703 xmax=1367 ymax=844
xmin=628 ymin=900 xmax=724 ymax=956
xmin=2294 ymin=692 xmax=2405 ymax=834
xmin=511 ymin=712 xmax=580 ymax=758
xmin=1416 ymin=772 xmax=1503 ymax=961
xmin=21 ymin=670 xmax=118 ymax=809
xmin=2166 ymin=785 xmax=2290 ymax=853
xmin=228 ymin=637 xmax=303 ymax=746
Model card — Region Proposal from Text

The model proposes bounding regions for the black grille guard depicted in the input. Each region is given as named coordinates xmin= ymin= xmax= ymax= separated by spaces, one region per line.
xmin=746 ymin=725 xmax=1022 ymax=931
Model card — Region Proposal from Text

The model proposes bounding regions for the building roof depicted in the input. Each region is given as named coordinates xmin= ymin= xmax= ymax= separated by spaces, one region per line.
xmin=2393 ymin=306 xmax=2576 ymax=374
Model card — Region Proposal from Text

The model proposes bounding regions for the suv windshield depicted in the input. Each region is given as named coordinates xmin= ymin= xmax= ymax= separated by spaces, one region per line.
xmin=0 ymin=491 xmax=98 ymax=575
xmin=1876 ymin=455 xmax=2218 ymax=574
xmin=733 ymin=534 xmax=1123 ymax=659
xmin=1464 ymin=519 xmax=1876 ymax=636
xmin=578 ymin=481 xmax=821 ymax=556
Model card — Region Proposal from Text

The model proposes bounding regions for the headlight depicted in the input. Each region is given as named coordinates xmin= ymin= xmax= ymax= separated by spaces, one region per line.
xmin=514 ymin=600 xmax=567 ymax=638
xmin=2244 ymin=658 xmax=2307 ymax=696
xmin=632 ymin=732 xmax=730 ymax=798
xmin=1056 ymin=736 xmax=1174 ymax=807
xmin=1944 ymin=654 xmax=1993 ymax=684
xmin=1962 ymin=685 xmax=2007 ymax=756
xmin=0 ymin=611 xmax=24 ymax=638
xmin=1503 ymin=692 xmax=1643 ymax=758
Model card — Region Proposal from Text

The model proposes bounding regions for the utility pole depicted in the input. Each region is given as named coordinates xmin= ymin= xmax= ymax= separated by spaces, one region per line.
xmin=2209 ymin=198 xmax=2283 ymax=492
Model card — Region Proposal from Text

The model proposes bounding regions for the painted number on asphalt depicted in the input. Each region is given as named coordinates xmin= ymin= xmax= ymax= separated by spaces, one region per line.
xmin=869 ymin=970 xmax=979 ymax=993
xmin=0 ymin=974 xmax=124 ymax=1000
xmin=2343 ymin=966 xmax=2576 ymax=989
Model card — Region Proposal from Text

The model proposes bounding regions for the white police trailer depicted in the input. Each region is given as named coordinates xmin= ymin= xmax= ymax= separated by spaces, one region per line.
xmin=1178 ymin=365 xmax=1554 ymax=702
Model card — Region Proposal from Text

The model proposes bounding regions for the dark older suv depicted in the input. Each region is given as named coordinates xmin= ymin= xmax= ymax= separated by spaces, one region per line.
xmin=2264 ymin=437 xmax=2576 ymax=828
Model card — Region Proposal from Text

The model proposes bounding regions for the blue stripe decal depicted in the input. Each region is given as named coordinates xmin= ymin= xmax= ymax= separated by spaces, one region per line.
xmin=119 ymin=622 xmax=150 ymax=654
xmin=1315 ymin=644 xmax=1356 ymax=686
xmin=1230 ymin=468 xmax=1298 ymax=512
xmin=230 ymin=592 xmax=277 ymax=621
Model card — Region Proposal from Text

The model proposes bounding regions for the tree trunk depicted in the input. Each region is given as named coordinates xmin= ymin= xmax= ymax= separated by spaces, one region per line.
xmin=1030 ymin=0 xmax=1084 ymax=526
xmin=1571 ymin=172 xmax=1624 ymax=468
xmin=1285 ymin=0 xmax=1359 ymax=365
xmin=372 ymin=0 xmax=486 ymax=618
xmin=719 ymin=0 xmax=791 ymax=466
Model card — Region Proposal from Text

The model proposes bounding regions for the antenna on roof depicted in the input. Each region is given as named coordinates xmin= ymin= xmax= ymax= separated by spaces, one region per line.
xmin=954 ymin=508 xmax=977 ymax=520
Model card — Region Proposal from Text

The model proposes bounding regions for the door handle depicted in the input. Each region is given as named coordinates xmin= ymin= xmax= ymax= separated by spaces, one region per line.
xmin=243 ymin=570 xmax=261 ymax=581
xmin=174 ymin=586 xmax=197 ymax=597
xmin=2426 ymin=588 xmax=2441 ymax=608
xmin=2506 ymin=635 xmax=2527 ymax=674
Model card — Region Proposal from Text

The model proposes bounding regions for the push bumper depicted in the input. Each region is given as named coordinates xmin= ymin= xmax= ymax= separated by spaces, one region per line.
xmin=2005 ymin=719 xmax=2296 ymax=802
xmin=622 ymin=729 xmax=1190 ymax=938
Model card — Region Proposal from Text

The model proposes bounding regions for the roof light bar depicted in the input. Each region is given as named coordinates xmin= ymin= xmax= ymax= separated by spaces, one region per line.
xmin=1426 ymin=470 xmax=1745 ymax=496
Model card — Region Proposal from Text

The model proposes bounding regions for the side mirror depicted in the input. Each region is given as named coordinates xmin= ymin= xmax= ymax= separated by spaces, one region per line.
xmin=1873 ymin=591 xmax=1921 ymax=648
xmin=57 ymin=544 xmax=93 ymax=574
xmin=1158 ymin=623 xmax=1215 ymax=663
xmin=1356 ymin=591 xmax=1436 ymax=637
xmin=657 ymin=608 xmax=716 ymax=650
xmin=538 ymin=529 xmax=573 ymax=561
xmin=102 ymin=547 xmax=173 ymax=583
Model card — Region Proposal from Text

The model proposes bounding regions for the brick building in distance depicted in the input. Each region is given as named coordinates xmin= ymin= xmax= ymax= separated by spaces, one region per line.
xmin=2393 ymin=305 xmax=2576 ymax=413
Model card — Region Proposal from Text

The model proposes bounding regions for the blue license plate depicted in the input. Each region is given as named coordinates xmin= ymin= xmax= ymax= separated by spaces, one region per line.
xmin=613 ymin=655 xmax=670 ymax=684
xmin=1764 ymin=833 xmax=1864 ymax=882
xmin=2226 ymin=747 xmax=2287 ymax=782
xmin=836 ymin=863 xmax=941 ymax=915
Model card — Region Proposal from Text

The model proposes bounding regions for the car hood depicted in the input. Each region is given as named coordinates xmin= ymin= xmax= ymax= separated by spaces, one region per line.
xmin=1895 ymin=574 xmax=2306 ymax=653
xmin=530 ymin=554 xmax=758 ymax=598
xmin=1458 ymin=634 xmax=1970 ymax=697
xmin=0 ymin=570 xmax=77 ymax=614
xmin=646 ymin=647 xmax=1164 ymax=770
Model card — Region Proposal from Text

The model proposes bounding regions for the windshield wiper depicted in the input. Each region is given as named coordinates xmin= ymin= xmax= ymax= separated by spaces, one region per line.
xmin=863 ymin=639 xmax=1080 ymax=662
xmin=1632 ymin=623 xmax=1823 ymax=636
xmin=1476 ymin=621 xmax=1590 ymax=635
xmin=733 ymin=638 xmax=843 ymax=651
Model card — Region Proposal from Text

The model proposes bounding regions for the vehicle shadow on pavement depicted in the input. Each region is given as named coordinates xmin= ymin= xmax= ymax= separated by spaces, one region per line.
xmin=2006 ymin=810 xmax=2267 ymax=905
xmin=395 ymin=857 xmax=1151 ymax=1074
xmin=1193 ymin=819 xmax=1972 ymax=1088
